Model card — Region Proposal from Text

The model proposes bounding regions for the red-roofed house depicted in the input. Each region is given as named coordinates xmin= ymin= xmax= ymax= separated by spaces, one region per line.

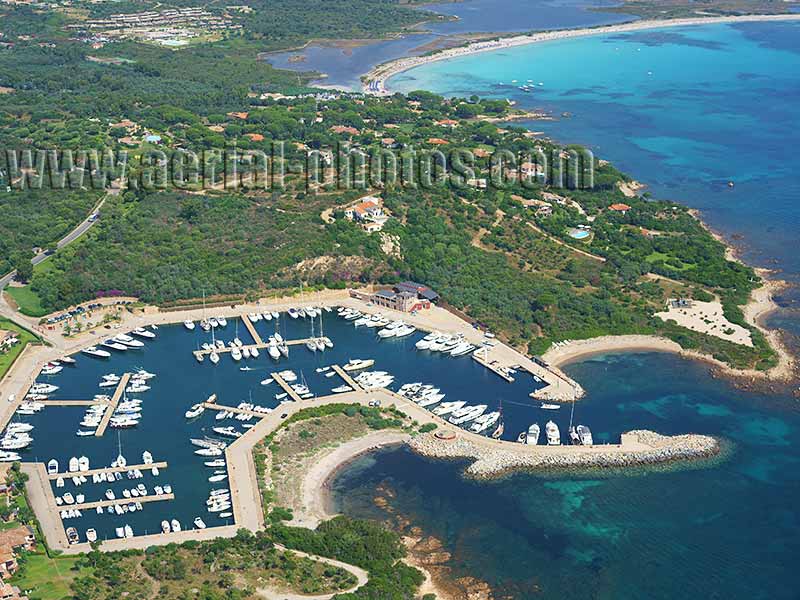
xmin=609 ymin=203 xmax=632 ymax=214
xmin=435 ymin=119 xmax=459 ymax=128
xmin=330 ymin=125 xmax=360 ymax=136
xmin=427 ymin=138 xmax=449 ymax=146
xmin=245 ymin=133 xmax=264 ymax=142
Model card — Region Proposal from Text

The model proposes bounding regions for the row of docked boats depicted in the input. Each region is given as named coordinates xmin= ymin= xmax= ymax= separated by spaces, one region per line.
xmin=398 ymin=383 xmax=503 ymax=436
xmin=1 ymin=422 xmax=34 ymax=455
xmin=515 ymin=422 xmax=593 ymax=446
xmin=82 ymin=327 xmax=158 ymax=359
xmin=415 ymin=331 xmax=476 ymax=356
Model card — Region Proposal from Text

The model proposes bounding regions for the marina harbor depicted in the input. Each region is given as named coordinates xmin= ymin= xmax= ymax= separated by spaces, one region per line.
xmin=1 ymin=292 xmax=707 ymax=553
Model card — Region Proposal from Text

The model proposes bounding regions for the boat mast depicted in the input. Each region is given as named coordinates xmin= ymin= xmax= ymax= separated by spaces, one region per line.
xmin=568 ymin=391 xmax=576 ymax=430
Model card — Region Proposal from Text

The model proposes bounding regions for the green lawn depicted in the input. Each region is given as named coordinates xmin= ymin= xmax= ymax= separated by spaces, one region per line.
xmin=10 ymin=553 xmax=90 ymax=600
xmin=5 ymin=286 xmax=48 ymax=317
xmin=0 ymin=317 xmax=40 ymax=379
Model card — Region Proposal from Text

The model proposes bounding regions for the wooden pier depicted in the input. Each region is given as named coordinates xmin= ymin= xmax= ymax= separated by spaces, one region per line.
xmin=202 ymin=402 xmax=270 ymax=419
xmin=241 ymin=317 xmax=264 ymax=346
xmin=94 ymin=373 xmax=131 ymax=437
xmin=271 ymin=371 xmax=303 ymax=402
xmin=471 ymin=347 xmax=515 ymax=382
xmin=66 ymin=493 xmax=175 ymax=512
xmin=48 ymin=461 xmax=168 ymax=480
xmin=331 ymin=365 xmax=363 ymax=391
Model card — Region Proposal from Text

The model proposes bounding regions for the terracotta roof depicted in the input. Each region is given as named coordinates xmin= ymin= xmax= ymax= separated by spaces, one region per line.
xmin=226 ymin=111 xmax=249 ymax=120
xmin=330 ymin=125 xmax=360 ymax=135
xmin=245 ymin=133 xmax=264 ymax=142
xmin=427 ymin=138 xmax=449 ymax=145
xmin=609 ymin=203 xmax=632 ymax=211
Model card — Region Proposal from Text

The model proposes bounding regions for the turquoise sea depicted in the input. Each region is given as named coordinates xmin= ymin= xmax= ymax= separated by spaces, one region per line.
xmin=324 ymin=20 xmax=800 ymax=599
xmin=264 ymin=0 xmax=635 ymax=89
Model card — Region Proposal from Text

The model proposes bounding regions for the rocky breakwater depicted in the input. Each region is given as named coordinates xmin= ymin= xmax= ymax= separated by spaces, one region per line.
xmin=408 ymin=429 xmax=721 ymax=478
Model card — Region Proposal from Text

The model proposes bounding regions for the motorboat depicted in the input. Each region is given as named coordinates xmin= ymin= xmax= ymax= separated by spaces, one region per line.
xmin=185 ymin=403 xmax=205 ymax=419
xmin=448 ymin=404 xmax=487 ymax=425
xmin=209 ymin=352 xmax=220 ymax=365
xmin=184 ymin=320 xmax=196 ymax=330
xmin=577 ymin=425 xmax=593 ymax=446
xmin=86 ymin=528 xmax=97 ymax=543
xmin=540 ymin=403 xmax=561 ymax=410
xmin=343 ymin=359 xmax=374 ymax=372
xmin=217 ymin=316 xmax=227 ymax=327
xmin=171 ymin=519 xmax=181 ymax=532
xmin=47 ymin=459 xmax=59 ymax=474
xmin=526 ymin=423 xmax=540 ymax=445
xmin=132 ymin=327 xmax=156 ymax=339
xmin=470 ymin=411 xmax=500 ymax=433
xmin=102 ymin=340 xmax=128 ymax=351
xmin=124 ymin=524 xmax=133 ymax=538
xmin=142 ymin=451 xmax=153 ymax=464
xmin=194 ymin=517 xmax=207 ymax=529
xmin=66 ymin=527 xmax=80 ymax=545
xmin=68 ymin=457 xmax=80 ymax=472
xmin=432 ymin=401 xmax=465 ymax=416
xmin=82 ymin=346 xmax=111 ymax=358
xmin=161 ymin=520 xmax=171 ymax=533
xmin=545 ymin=421 xmax=561 ymax=445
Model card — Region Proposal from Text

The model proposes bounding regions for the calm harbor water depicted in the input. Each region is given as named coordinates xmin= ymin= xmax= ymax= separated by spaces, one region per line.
xmin=325 ymin=20 xmax=800 ymax=599
xmin=264 ymin=0 xmax=635 ymax=89
xmin=332 ymin=352 xmax=800 ymax=599
xmin=17 ymin=311 xmax=559 ymax=543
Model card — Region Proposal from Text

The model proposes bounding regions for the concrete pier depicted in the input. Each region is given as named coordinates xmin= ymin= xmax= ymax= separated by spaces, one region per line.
xmin=331 ymin=365 xmax=363 ymax=391
xmin=241 ymin=316 xmax=264 ymax=346
xmin=202 ymin=402 xmax=270 ymax=419
xmin=271 ymin=371 xmax=302 ymax=402
xmin=95 ymin=373 xmax=131 ymax=437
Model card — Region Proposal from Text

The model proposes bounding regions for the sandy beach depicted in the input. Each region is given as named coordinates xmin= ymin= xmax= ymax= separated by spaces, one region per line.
xmin=363 ymin=14 xmax=800 ymax=94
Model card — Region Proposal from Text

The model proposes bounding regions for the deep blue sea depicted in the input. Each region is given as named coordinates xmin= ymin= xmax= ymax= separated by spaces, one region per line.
xmin=325 ymin=20 xmax=800 ymax=599
xmin=264 ymin=0 xmax=635 ymax=89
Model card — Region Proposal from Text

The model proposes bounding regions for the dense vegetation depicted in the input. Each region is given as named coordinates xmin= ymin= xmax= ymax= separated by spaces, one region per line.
xmin=0 ymin=0 xmax=777 ymax=376
xmin=272 ymin=517 xmax=425 ymax=600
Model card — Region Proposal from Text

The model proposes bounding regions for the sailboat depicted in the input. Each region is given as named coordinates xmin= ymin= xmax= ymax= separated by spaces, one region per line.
xmin=200 ymin=291 xmax=210 ymax=331
xmin=113 ymin=430 xmax=126 ymax=467
xmin=306 ymin=315 xmax=317 ymax=352
xmin=318 ymin=310 xmax=332 ymax=349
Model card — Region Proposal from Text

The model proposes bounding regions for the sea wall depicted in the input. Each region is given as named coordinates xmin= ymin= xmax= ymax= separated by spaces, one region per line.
xmin=408 ymin=430 xmax=720 ymax=478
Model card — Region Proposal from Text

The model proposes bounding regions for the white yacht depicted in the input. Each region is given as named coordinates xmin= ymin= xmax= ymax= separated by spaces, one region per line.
xmin=432 ymin=401 xmax=465 ymax=416
xmin=449 ymin=404 xmax=487 ymax=425
xmin=161 ymin=520 xmax=171 ymax=533
xmin=470 ymin=411 xmax=500 ymax=433
xmin=47 ymin=459 xmax=59 ymax=474
xmin=209 ymin=352 xmax=220 ymax=365
xmin=131 ymin=327 xmax=156 ymax=339
xmin=82 ymin=346 xmax=111 ymax=358
xmin=185 ymin=403 xmax=205 ymax=419
xmin=194 ymin=517 xmax=207 ymax=529
xmin=526 ymin=423 xmax=540 ymax=445
xmin=577 ymin=425 xmax=593 ymax=446
xmin=545 ymin=421 xmax=561 ymax=445
xmin=184 ymin=320 xmax=196 ymax=330
xmin=171 ymin=519 xmax=181 ymax=532
xmin=343 ymin=358 xmax=374 ymax=372
xmin=86 ymin=528 xmax=97 ymax=543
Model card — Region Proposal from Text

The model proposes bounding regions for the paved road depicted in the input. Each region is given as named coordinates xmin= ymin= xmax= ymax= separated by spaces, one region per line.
xmin=0 ymin=188 xmax=116 ymax=290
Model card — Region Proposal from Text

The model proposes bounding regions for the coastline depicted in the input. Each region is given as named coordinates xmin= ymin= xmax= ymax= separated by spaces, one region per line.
xmin=362 ymin=14 xmax=800 ymax=93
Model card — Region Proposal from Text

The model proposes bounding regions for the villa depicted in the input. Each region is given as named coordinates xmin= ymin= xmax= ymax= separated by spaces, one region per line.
xmin=0 ymin=526 xmax=36 ymax=580
xmin=344 ymin=196 xmax=388 ymax=232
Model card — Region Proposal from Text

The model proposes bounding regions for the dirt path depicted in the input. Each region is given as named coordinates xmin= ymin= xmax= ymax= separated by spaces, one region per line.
xmin=526 ymin=221 xmax=606 ymax=263
xmin=257 ymin=544 xmax=369 ymax=600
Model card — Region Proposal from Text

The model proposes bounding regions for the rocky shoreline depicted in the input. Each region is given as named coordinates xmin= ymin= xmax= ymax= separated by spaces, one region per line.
xmin=408 ymin=430 xmax=721 ymax=479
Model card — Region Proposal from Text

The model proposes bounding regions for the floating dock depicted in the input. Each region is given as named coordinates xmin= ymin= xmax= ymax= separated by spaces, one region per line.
xmin=65 ymin=493 xmax=175 ymax=512
xmin=331 ymin=365 xmax=363 ymax=391
xmin=94 ymin=373 xmax=131 ymax=437
xmin=48 ymin=461 xmax=168 ymax=480
xmin=191 ymin=337 xmax=314 ymax=360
